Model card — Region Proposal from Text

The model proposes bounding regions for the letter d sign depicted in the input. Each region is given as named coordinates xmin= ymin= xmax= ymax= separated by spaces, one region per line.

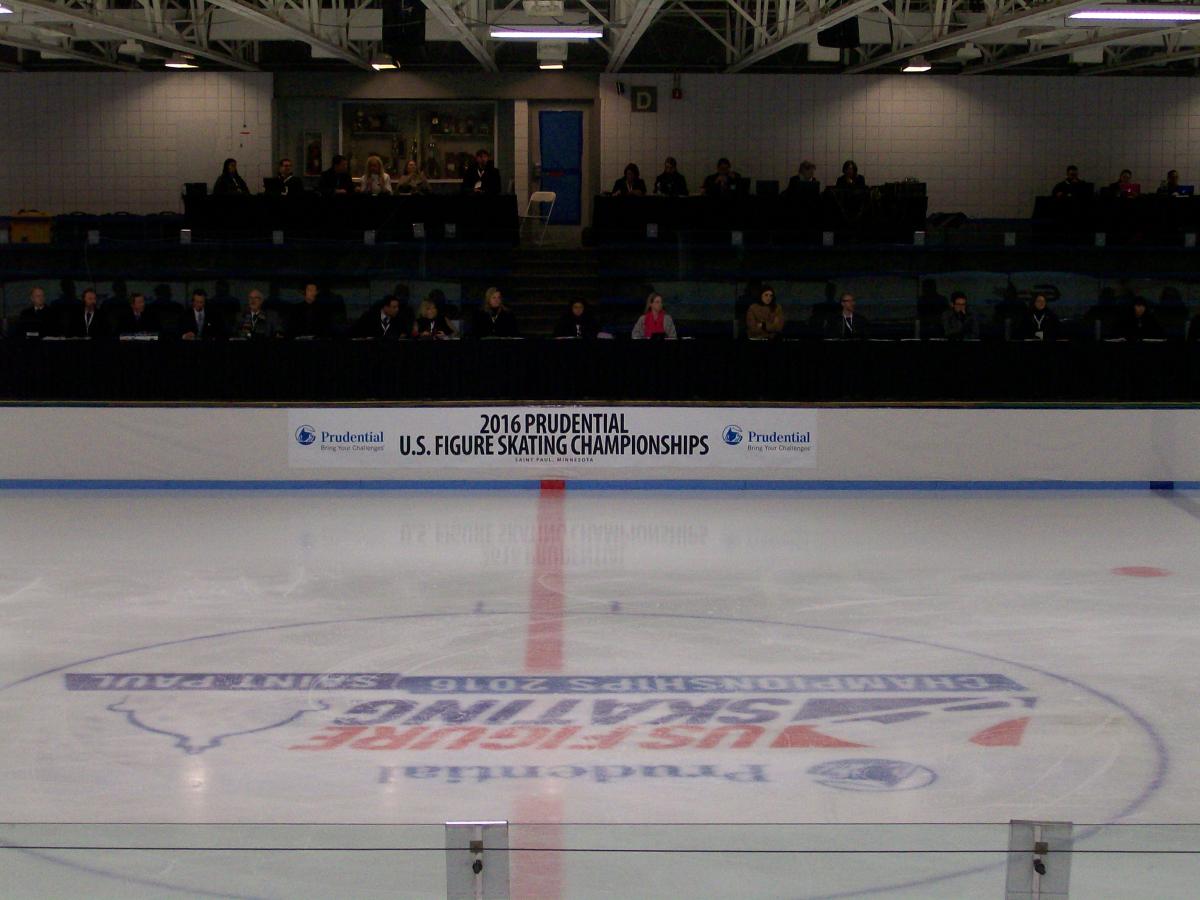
xmin=631 ymin=86 xmax=657 ymax=113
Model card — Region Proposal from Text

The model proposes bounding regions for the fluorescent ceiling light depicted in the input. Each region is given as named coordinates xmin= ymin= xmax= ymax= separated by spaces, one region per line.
xmin=489 ymin=25 xmax=602 ymax=39
xmin=1069 ymin=7 xmax=1200 ymax=20
xmin=902 ymin=56 xmax=932 ymax=72
xmin=539 ymin=62 xmax=564 ymax=70
xmin=118 ymin=39 xmax=146 ymax=57
xmin=0 ymin=4 xmax=13 ymax=13
xmin=164 ymin=54 xmax=198 ymax=68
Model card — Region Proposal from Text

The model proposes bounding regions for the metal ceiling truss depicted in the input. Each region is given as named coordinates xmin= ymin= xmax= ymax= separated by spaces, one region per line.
xmin=0 ymin=25 xmax=141 ymax=68
xmin=204 ymin=0 xmax=373 ymax=69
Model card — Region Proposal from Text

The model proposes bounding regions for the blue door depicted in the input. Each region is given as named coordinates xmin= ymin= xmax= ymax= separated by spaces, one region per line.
xmin=538 ymin=110 xmax=583 ymax=225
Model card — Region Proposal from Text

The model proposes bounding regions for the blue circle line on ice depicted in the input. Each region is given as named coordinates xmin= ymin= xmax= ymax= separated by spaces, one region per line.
xmin=294 ymin=424 xmax=316 ymax=446
xmin=1 ymin=610 xmax=1169 ymax=900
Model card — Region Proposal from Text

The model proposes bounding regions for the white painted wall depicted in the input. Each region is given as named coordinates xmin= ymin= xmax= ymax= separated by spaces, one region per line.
xmin=599 ymin=74 xmax=1200 ymax=218
xmin=0 ymin=73 xmax=273 ymax=215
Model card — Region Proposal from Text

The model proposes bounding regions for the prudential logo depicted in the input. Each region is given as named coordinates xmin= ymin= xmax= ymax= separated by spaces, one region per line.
xmin=295 ymin=425 xmax=317 ymax=446
xmin=722 ymin=425 xmax=744 ymax=446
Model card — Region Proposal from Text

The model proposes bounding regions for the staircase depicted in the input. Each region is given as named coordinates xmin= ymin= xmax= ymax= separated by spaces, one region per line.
xmin=471 ymin=246 xmax=603 ymax=337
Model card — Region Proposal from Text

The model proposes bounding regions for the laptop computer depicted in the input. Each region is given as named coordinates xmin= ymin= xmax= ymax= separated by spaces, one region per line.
xmin=1118 ymin=182 xmax=1141 ymax=198
xmin=1175 ymin=185 xmax=1195 ymax=196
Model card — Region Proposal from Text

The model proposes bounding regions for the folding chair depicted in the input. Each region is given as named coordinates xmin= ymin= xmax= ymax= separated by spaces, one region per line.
xmin=520 ymin=191 xmax=556 ymax=245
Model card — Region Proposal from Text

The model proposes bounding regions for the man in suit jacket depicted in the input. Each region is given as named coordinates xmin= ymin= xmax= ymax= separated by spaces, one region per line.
xmin=351 ymin=295 xmax=406 ymax=340
xmin=824 ymin=292 xmax=870 ymax=339
xmin=62 ymin=287 xmax=103 ymax=338
xmin=237 ymin=288 xmax=284 ymax=339
xmin=17 ymin=286 xmax=56 ymax=338
xmin=112 ymin=292 xmax=159 ymax=336
xmin=461 ymin=149 xmax=501 ymax=194
xmin=181 ymin=289 xmax=224 ymax=340
xmin=288 ymin=282 xmax=334 ymax=339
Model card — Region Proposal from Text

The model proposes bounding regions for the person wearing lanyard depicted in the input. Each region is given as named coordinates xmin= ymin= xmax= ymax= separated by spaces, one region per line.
xmin=824 ymin=292 xmax=869 ymax=339
xmin=1020 ymin=293 xmax=1060 ymax=341
xmin=352 ymin=295 xmax=404 ymax=340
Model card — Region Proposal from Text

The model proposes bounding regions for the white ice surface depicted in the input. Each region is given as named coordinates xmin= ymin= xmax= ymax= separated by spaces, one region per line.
xmin=1 ymin=489 xmax=1199 ymax=898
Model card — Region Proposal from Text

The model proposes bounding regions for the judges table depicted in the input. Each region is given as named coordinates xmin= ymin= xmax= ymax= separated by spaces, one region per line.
xmin=1033 ymin=194 xmax=1200 ymax=242
xmin=3 ymin=339 xmax=1196 ymax=403
xmin=591 ymin=188 xmax=927 ymax=244
xmin=183 ymin=193 xmax=520 ymax=243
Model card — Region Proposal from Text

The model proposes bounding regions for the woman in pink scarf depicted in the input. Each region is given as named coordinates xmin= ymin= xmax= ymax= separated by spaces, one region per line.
xmin=632 ymin=291 xmax=678 ymax=340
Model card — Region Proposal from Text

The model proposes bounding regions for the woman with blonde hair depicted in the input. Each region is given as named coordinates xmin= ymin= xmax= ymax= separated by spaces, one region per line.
xmin=632 ymin=291 xmax=677 ymax=340
xmin=394 ymin=159 xmax=431 ymax=195
xmin=358 ymin=154 xmax=392 ymax=195
xmin=412 ymin=295 xmax=455 ymax=339
xmin=470 ymin=286 xmax=520 ymax=338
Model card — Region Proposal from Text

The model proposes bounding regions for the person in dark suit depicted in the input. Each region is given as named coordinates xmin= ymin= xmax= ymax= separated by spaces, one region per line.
xmin=702 ymin=158 xmax=743 ymax=196
xmin=1052 ymin=165 xmax=1091 ymax=199
xmin=553 ymin=300 xmax=601 ymax=339
xmin=213 ymin=158 xmax=250 ymax=196
xmin=62 ymin=287 xmax=103 ymax=338
xmin=824 ymin=292 xmax=869 ymax=339
xmin=470 ymin=287 xmax=520 ymax=338
xmin=1017 ymin=293 xmax=1061 ymax=341
xmin=318 ymin=155 xmax=353 ymax=196
xmin=17 ymin=286 xmax=56 ymax=338
xmin=461 ymin=149 xmax=501 ymax=195
xmin=835 ymin=160 xmax=866 ymax=189
xmin=941 ymin=291 xmax=980 ymax=340
xmin=610 ymin=163 xmax=647 ymax=197
xmin=236 ymin=288 xmax=284 ymax=339
xmin=181 ymin=289 xmax=224 ymax=340
xmin=112 ymin=292 xmax=159 ymax=336
xmin=277 ymin=158 xmax=303 ymax=196
xmin=1116 ymin=298 xmax=1165 ymax=340
xmin=653 ymin=157 xmax=688 ymax=197
xmin=352 ymin=295 xmax=406 ymax=340
xmin=288 ymin=282 xmax=333 ymax=339
xmin=785 ymin=160 xmax=820 ymax=196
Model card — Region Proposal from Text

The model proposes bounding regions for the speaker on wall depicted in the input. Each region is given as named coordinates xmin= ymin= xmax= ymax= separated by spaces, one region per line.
xmin=816 ymin=18 xmax=860 ymax=49
xmin=382 ymin=0 xmax=425 ymax=58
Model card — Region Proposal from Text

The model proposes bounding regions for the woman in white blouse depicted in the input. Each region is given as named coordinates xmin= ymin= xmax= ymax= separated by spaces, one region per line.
xmin=358 ymin=154 xmax=392 ymax=195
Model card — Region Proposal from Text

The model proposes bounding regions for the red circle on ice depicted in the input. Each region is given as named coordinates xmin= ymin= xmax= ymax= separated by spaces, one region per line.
xmin=1112 ymin=566 xmax=1171 ymax=577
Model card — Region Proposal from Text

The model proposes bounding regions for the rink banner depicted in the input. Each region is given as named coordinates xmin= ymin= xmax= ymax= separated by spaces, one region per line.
xmin=287 ymin=408 xmax=816 ymax=470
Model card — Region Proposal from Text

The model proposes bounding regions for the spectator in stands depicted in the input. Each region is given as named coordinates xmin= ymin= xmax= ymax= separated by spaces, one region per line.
xmin=941 ymin=291 xmax=980 ymax=340
xmin=289 ymin=282 xmax=332 ymax=339
xmin=237 ymin=288 xmax=283 ymax=339
xmin=352 ymin=295 xmax=405 ymax=340
xmin=413 ymin=296 xmax=455 ymax=339
xmin=746 ymin=285 xmax=784 ymax=341
xmin=1106 ymin=169 xmax=1135 ymax=197
xmin=277 ymin=158 xmax=303 ymax=195
xmin=213 ymin=158 xmax=250 ymax=196
xmin=553 ymin=300 xmax=601 ymax=339
xmin=462 ymin=149 xmax=501 ymax=195
xmin=632 ymin=291 xmax=678 ymax=340
xmin=149 ymin=283 xmax=183 ymax=338
xmin=394 ymin=160 xmax=431 ymax=195
xmin=319 ymin=155 xmax=353 ymax=196
xmin=113 ymin=292 xmax=158 ymax=337
xmin=1157 ymin=170 xmax=1184 ymax=196
xmin=17 ymin=287 xmax=55 ymax=338
xmin=471 ymin=287 xmax=520 ymax=339
xmin=1052 ymin=165 xmax=1090 ymax=199
xmin=358 ymin=154 xmax=393 ymax=195
xmin=702 ymin=158 xmax=743 ymax=196
xmin=1116 ymin=298 xmax=1165 ymax=340
xmin=917 ymin=278 xmax=948 ymax=324
xmin=182 ymin=289 xmax=223 ymax=340
xmin=63 ymin=287 xmax=102 ymax=338
xmin=824 ymin=292 xmax=869 ymax=339
xmin=1018 ymin=293 xmax=1060 ymax=341
xmin=611 ymin=163 xmax=647 ymax=197
xmin=785 ymin=161 xmax=819 ymax=196
xmin=654 ymin=157 xmax=688 ymax=197
xmin=835 ymin=160 xmax=866 ymax=189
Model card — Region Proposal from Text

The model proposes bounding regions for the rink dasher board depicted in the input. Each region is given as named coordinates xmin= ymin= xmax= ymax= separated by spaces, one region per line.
xmin=0 ymin=405 xmax=1198 ymax=485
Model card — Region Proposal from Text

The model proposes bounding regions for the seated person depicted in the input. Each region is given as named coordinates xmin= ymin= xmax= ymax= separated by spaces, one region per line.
xmin=745 ymin=285 xmax=784 ymax=340
xmin=213 ymin=158 xmax=249 ymax=196
xmin=113 ymin=292 xmax=159 ymax=336
xmin=318 ymin=155 xmax=354 ymax=196
xmin=1106 ymin=168 xmax=1135 ymax=197
xmin=461 ymin=148 xmax=501 ymax=195
xmin=289 ymin=282 xmax=333 ymax=338
xmin=358 ymin=154 xmax=392 ymax=195
xmin=412 ymin=296 xmax=455 ymax=339
xmin=1157 ymin=169 xmax=1185 ymax=196
xmin=824 ymin=292 xmax=869 ymax=339
xmin=941 ymin=291 xmax=980 ymax=340
xmin=181 ymin=289 xmax=224 ymax=340
xmin=470 ymin=287 xmax=520 ymax=338
xmin=17 ymin=286 xmax=55 ymax=338
xmin=1052 ymin=165 xmax=1091 ymax=199
xmin=394 ymin=160 xmax=431 ymax=195
xmin=352 ymin=295 xmax=405 ymax=340
xmin=632 ymin=292 xmax=678 ymax=340
xmin=1018 ymin=293 xmax=1060 ymax=341
xmin=276 ymin=158 xmax=303 ymax=195
xmin=702 ymin=158 xmax=743 ymax=197
xmin=62 ymin=287 xmax=103 ymax=338
xmin=553 ymin=300 xmax=601 ymax=339
xmin=785 ymin=160 xmax=820 ymax=195
xmin=237 ymin=288 xmax=284 ymax=339
xmin=611 ymin=163 xmax=646 ymax=197
xmin=834 ymin=160 xmax=866 ymax=189
xmin=1116 ymin=298 xmax=1165 ymax=340
xmin=653 ymin=157 xmax=688 ymax=197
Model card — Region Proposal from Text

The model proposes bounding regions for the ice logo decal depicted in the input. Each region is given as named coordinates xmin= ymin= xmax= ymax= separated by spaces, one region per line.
xmin=295 ymin=424 xmax=317 ymax=446
xmin=722 ymin=425 xmax=744 ymax=446
xmin=807 ymin=758 xmax=937 ymax=792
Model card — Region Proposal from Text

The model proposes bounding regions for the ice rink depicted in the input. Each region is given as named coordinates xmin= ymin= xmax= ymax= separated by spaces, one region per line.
xmin=2 ymin=487 xmax=1199 ymax=898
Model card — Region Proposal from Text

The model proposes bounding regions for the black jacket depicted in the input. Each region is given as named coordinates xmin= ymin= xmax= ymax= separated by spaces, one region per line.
xmin=824 ymin=312 xmax=870 ymax=340
xmin=318 ymin=168 xmax=354 ymax=196
xmin=553 ymin=309 xmax=600 ymax=339
xmin=654 ymin=171 xmax=688 ymax=197
xmin=611 ymin=177 xmax=647 ymax=196
xmin=1018 ymin=308 xmax=1061 ymax=341
xmin=62 ymin=307 xmax=104 ymax=338
xmin=213 ymin=172 xmax=250 ymax=196
xmin=181 ymin=307 xmax=225 ymax=340
xmin=289 ymin=302 xmax=334 ymax=339
xmin=461 ymin=163 xmax=501 ymax=195
xmin=16 ymin=305 xmax=56 ymax=338
xmin=112 ymin=306 xmax=159 ymax=337
xmin=470 ymin=307 xmax=520 ymax=339
xmin=352 ymin=308 xmax=406 ymax=340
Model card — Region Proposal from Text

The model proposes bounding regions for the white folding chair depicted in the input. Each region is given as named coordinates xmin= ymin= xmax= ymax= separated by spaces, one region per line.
xmin=520 ymin=191 xmax=556 ymax=245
